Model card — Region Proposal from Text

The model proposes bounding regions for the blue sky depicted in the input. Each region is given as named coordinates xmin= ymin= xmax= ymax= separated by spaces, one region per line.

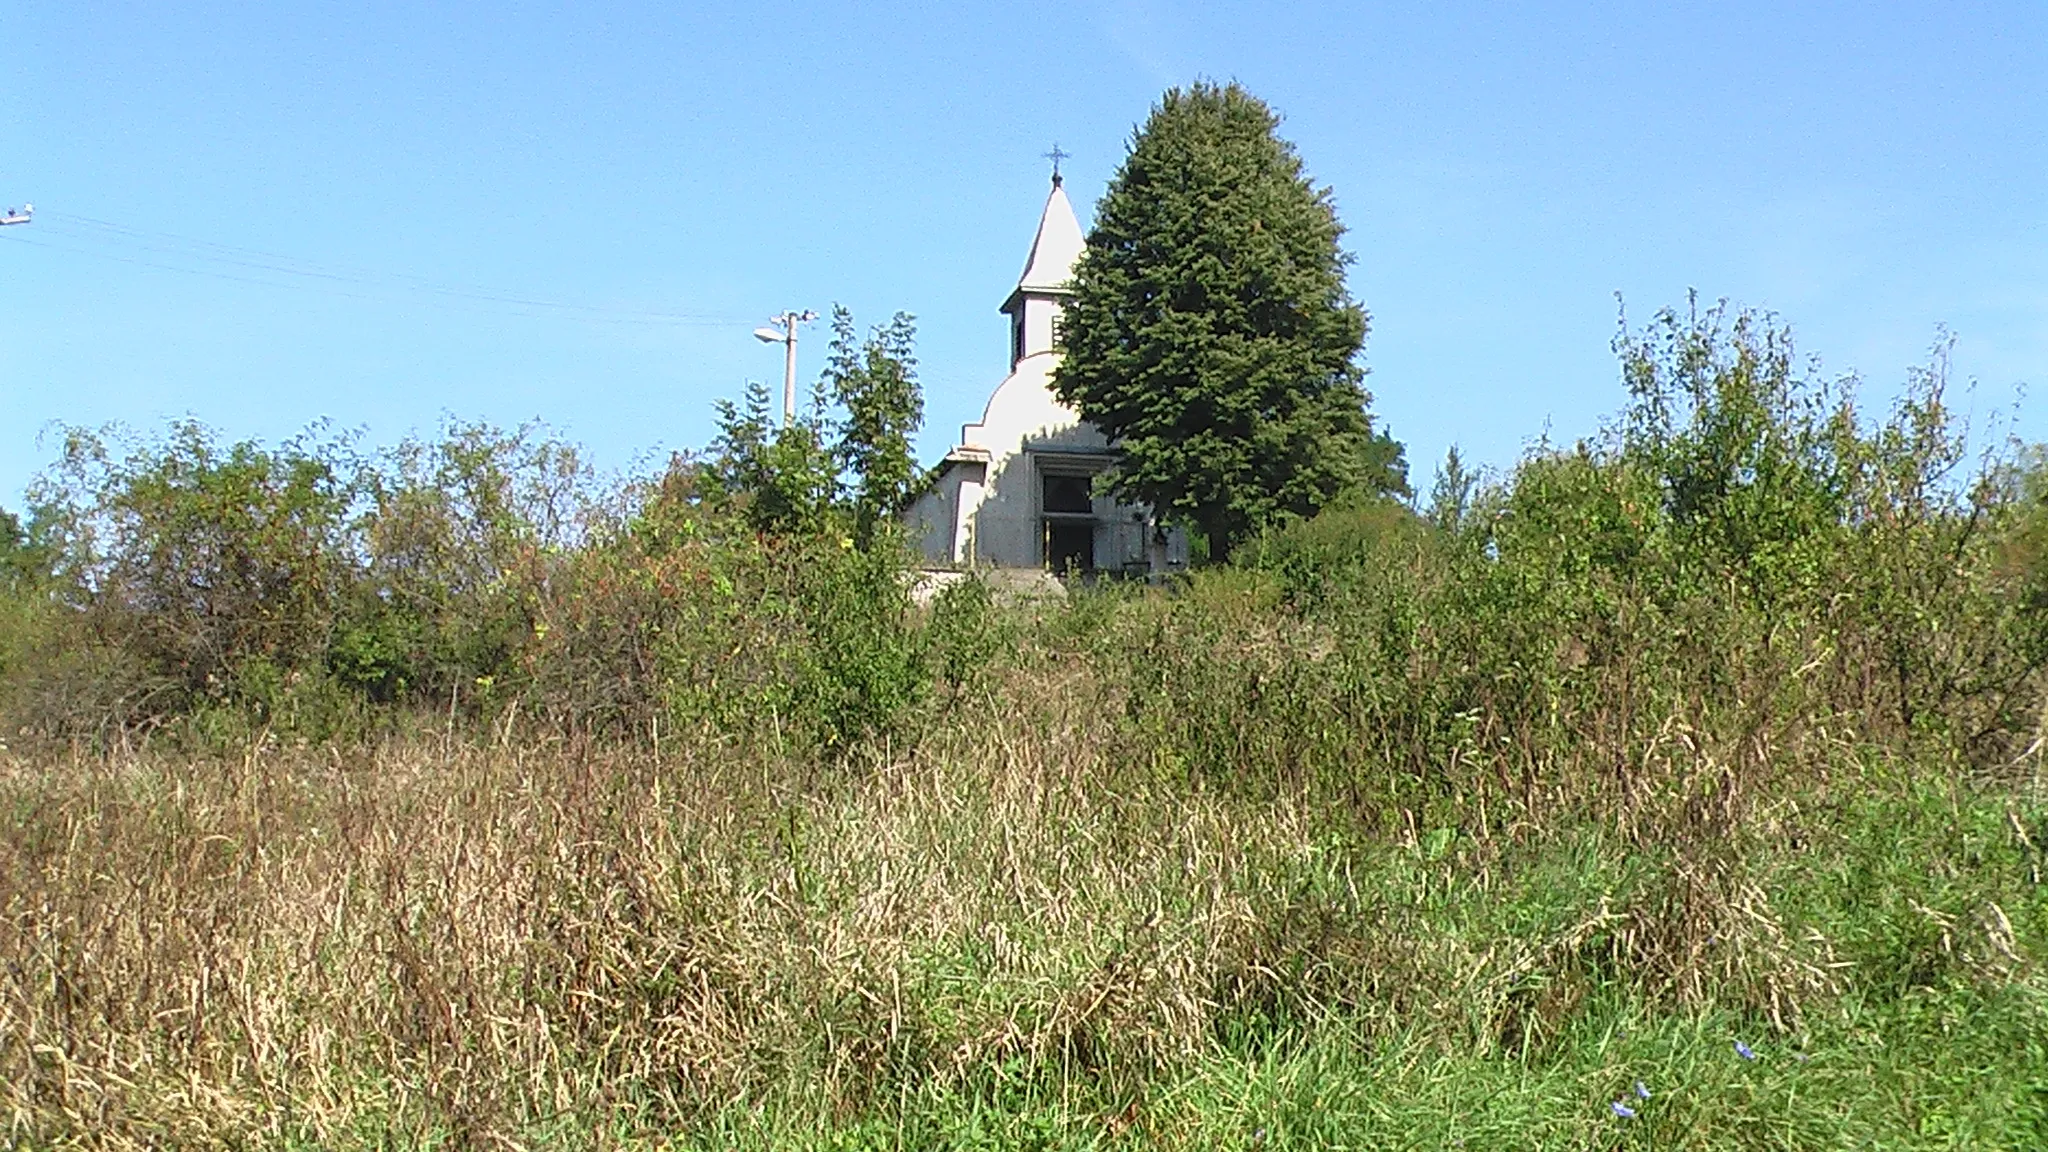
xmin=3 ymin=2 xmax=2044 ymax=506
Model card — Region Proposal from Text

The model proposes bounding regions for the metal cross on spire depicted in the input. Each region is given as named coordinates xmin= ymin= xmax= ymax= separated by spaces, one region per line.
xmin=1043 ymin=144 xmax=1070 ymax=188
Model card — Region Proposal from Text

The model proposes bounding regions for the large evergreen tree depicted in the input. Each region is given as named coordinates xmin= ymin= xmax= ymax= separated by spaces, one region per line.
xmin=1054 ymin=82 xmax=1405 ymax=561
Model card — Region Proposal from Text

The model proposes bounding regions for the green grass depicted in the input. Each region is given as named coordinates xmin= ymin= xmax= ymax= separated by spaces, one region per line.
xmin=4 ymin=722 xmax=2042 ymax=1149
xmin=261 ymin=994 xmax=2048 ymax=1150
xmin=7 ymin=336 xmax=2048 ymax=1146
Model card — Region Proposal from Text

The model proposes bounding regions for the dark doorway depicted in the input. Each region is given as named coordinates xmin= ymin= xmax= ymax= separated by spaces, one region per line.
xmin=1046 ymin=522 xmax=1095 ymax=574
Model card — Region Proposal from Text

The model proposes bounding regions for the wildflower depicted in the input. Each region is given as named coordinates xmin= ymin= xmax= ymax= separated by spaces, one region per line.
xmin=1734 ymin=1040 xmax=1757 ymax=1061
xmin=1611 ymin=1101 xmax=1638 ymax=1119
xmin=1635 ymin=1080 xmax=1651 ymax=1099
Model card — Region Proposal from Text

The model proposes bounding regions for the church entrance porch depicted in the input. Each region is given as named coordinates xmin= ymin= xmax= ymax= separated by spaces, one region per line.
xmin=1037 ymin=458 xmax=1102 ymax=575
xmin=1045 ymin=520 xmax=1094 ymax=574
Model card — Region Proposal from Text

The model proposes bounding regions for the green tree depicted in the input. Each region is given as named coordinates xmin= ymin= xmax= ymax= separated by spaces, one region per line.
xmin=1054 ymin=81 xmax=1405 ymax=562
xmin=708 ymin=381 xmax=840 ymax=537
xmin=1426 ymin=445 xmax=1478 ymax=533
xmin=823 ymin=306 xmax=924 ymax=547
xmin=344 ymin=419 xmax=594 ymax=702
xmin=0 ymin=507 xmax=46 ymax=590
xmin=29 ymin=420 xmax=362 ymax=705
xmin=708 ymin=306 xmax=923 ymax=547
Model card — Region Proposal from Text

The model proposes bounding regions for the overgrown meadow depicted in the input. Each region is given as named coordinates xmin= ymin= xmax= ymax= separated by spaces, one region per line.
xmin=3 ymin=303 xmax=2047 ymax=1148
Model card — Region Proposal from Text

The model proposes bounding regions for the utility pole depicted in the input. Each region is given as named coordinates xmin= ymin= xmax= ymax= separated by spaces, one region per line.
xmin=0 ymin=203 xmax=29 ymax=227
xmin=753 ymin=309 xmax=818 ymax=426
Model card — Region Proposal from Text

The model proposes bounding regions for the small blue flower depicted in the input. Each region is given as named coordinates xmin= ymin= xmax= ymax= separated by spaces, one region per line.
xmin=1634 ymin=1080 xmax=1651 ymax=1099
xmin=1734 ymin=1040 xmax=1757 ymax=1061
xmin=1611 ymin=1101 xmax=1638 ymax=1119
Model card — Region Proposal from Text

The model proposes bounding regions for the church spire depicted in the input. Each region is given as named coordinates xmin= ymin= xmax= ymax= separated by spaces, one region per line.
xmin=1001 ymin=174 xmax=1086 ymax=366
xmin=1006 ymin=178 xmax=1084 ymax=306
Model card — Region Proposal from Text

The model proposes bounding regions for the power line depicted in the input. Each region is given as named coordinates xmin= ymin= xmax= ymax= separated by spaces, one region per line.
xmin=0 ymin=228 xmax=399 ymax=301
xmin=8 ymin=210 xmax=755 ymax=327
xmin=42 ymin=211 xmax=732 ymax=319
xmin=1 ymin=229 xmax=738 ymax=327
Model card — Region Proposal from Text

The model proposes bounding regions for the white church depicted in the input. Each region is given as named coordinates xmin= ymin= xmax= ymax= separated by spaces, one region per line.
xmin=904 ymin=177 xmax=1190 ymax=577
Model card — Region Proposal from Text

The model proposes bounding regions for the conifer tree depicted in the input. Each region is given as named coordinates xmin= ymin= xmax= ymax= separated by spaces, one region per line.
xmin=1054 ymin=82 xmax=1405 ymax=561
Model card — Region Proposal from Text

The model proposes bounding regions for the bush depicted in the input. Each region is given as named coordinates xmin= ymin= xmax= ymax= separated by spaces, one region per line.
xmin=3 ymin=298 xmax=2047 ymax=1144
xmin=1174 ymin=299 xmax=2048 ymax=821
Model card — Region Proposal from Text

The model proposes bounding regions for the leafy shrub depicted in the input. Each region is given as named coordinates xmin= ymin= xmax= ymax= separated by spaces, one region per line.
xmin=4 ymin=298 xmax=2048 ymax=1143
xmin=1183 ymin=299 xmax=2048 ymax=819
xmin=20 ymin=420 xmax=362 ymax=731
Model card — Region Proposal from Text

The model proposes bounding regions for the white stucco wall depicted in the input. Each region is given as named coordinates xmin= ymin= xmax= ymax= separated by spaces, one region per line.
xmin=909 ymin=350 xmax=1186 ymax=573
xmin=905 ymin=472 xmax=957 ymax=561
xmin=904 ymin=179 xmax=1188 ymax=576
xmin=1013 ymin=296 xmax=1064 ymax=367
xmin=960 ymin=352 xmax=1097 ymax=568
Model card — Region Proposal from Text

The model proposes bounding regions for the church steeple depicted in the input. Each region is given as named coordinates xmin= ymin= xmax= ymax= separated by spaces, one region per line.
xmin=1000 ymin=175 xmax=1085 ymax=367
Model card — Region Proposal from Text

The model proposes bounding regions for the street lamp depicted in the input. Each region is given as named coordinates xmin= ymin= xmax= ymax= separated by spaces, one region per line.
xmin=755 ymin=310 xmax=817 ymax=426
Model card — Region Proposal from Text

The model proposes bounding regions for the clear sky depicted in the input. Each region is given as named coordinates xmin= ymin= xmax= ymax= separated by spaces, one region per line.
xmin=3 ymin=2 xmax=2044 ymax=507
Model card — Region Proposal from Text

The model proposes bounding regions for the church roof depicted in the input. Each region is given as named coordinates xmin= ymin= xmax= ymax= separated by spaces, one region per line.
xmin=1003 ymin=179 xmax=1085 ymax=311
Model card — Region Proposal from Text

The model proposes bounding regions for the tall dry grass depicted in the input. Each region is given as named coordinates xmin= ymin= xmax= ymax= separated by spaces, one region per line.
xmin=6 ymin=643 xmax=2040 ymax=1147
xmin=5 ymin=305 xmax=2047 ymax=1146
xmin=1 ymin=661 xmax=1310 ymax=1144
